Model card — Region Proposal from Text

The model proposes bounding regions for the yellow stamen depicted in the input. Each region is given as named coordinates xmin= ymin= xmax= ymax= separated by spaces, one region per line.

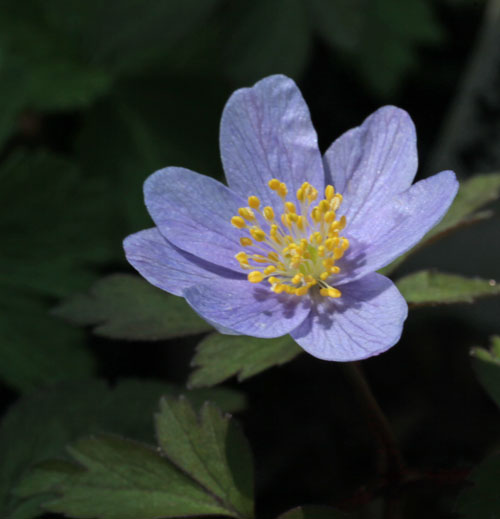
xmin=238 ymin=207 xmax=255 ymax=221
xmin=248 ymin=271 xmax=264 ymax=283
xmin=250 ymin=228 xmax=266 ymax=241
xmin=263 ymin=206 xmax=275 ymax=221
xmin=231 ymin=178 xmax=348 ymax=299
xmin=320 ymin=287 xmax=342 ymax=298
xmin=231 ymin=216 xmax=246 ymax=229
xmin=248 ymin=196 xmax=260 ymax=209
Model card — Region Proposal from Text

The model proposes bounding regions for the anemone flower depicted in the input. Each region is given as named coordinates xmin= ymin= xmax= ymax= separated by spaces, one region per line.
xmin=124 ymin=75 xmax=458 ymax=361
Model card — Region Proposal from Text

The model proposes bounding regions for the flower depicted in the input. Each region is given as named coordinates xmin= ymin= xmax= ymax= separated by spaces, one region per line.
xmin=124 ymin=75 xmax=458 ymax=361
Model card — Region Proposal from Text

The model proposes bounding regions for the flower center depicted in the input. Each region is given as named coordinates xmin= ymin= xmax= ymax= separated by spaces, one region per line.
xmin=231 ymin=179 xmax=349 ymax=298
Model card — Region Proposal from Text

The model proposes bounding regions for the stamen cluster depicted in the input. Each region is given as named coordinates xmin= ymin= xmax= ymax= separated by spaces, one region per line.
xmin=231 ymin=179 xmax=349 ymax=298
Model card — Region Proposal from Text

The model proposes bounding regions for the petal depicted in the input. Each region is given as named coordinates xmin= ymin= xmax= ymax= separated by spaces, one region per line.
xmin=144 ymin=167 xmax=246 ymax=272
xmin=290 ymin=273 xmax=408 ymax=361
xmin=183 ymin=278 xmax=311 ymax=338
xmin=220 ymin=74 xmax=324 ymax=207
xmin=324 ymin=106 xmax=418 ymax=228
xmin=337 ymin=170 xmax=459 ymax=284
xmin=123 ymin=228 xmax=243 ymax=297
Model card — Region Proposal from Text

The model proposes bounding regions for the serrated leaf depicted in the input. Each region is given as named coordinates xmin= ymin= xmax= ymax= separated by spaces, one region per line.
xmin=43 ymin=435 xmax=232 ymax=519
xmin=471 ymin=336 xmax=500 ymax=409
xmin=455 ymin=454 xmax=500 ymax=519
xmin=277 ymin=505 xmax=351 ymax=518
xmin=0 ymin=293 xmax=94 ymax=392
xmin=396 ymin=270 xmax=500 ymax=306
xmin=18 ymin=398 xmax=253 ymax=519
xmin=54 ymin=274 xmax=212 ymax=340
xmin=189 ymin=334 xmax=302 ymax=388
xmin=1 ymin=379 xmax=245 ymax=519
xmin=156 ymin=397 xmax=254 ymax=518
xmin=382 ymin=173 xmax=500 ymax=275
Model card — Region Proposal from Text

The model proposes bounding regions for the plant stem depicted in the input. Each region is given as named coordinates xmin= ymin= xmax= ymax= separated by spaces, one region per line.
xmin=342 ymin=361 xmax=405 ymax=478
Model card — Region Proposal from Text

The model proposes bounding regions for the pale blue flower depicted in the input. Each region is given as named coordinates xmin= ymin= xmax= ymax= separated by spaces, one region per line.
xmin=124 ymin=75 xmax=458 ymax=361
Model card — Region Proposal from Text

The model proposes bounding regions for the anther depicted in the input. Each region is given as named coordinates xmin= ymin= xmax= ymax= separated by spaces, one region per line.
xmin=231 ymin=216 xmax=246 ymax=229
xmin=248 ymin=196 xmax=260 ymax=209
xmin=248 ymin=271 xmax=264 ymax=283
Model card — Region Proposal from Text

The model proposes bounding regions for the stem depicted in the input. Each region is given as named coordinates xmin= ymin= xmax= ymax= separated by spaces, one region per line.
xmin=342 ymin=362 xmax=405 ymax=477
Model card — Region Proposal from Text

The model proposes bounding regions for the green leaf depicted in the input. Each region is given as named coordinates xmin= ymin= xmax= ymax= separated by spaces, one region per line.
xmin=382 ymin=173 xmax=500 ymax=275
xmin=37 ymin=435 xmax=234 ymax=519
xmin=54 ymin=274 xmax=212 ymax=340
xmin=355 ymin=0 xmax=443 ymax=95
xmin=471 ymin=336 xmax=500 ymax=409
xmin=1 ymin=379 xmax=245 ymax=519
xmin=189 ymin=333 xmax=302 ymax=388
xmin=396 ymin=270 xmax=500 ymax=306
xmin=0 ymin=0 xmax=221 ymax=129
xmin=308 ymin=0 xmax=363 ymax=52
xmin=455 ymin=453 xmax=500 ymax=519
xmin=156 ymin=397 xmax=254 ymax=518
xmin=76 ymin=76 xmax=226 ymax=230
xmin=277 ymin=506 xmax=351 ymax=518
xmin=17 ymin=398 xmax=253 ymax=519
xmin=0 ymin=151 xmax=115 ymax=297
xmin=222 ymin=0 xmax=311 ymax=83
xmin=0 ymin=293 xmax=94 ymax=392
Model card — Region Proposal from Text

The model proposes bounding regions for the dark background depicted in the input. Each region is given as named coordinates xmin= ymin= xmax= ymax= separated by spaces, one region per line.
xmin=1 ymin=1 xmax=500 ymax=518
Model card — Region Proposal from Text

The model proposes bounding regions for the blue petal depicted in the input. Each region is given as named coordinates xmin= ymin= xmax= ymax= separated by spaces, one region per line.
xmin=183 ymin=278 xmax=311 ymax=338
xmin=123 ymin=228 xmax=243 ymax=297
xmin=337 ymin=170 xmax=459 ymax=284
xmin=220 ymin=74 xmax=324 ymax=208
xmin=324 ymin=106 xmax=418 ymax=229
xmin=144 ymin=167 xmax=247 ymax=272
xmin=290 ymin=273 xmax=408 ymax=361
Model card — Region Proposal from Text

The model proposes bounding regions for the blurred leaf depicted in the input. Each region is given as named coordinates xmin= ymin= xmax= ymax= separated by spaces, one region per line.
xmin=277 ymin=506 xmax=351 ymax=518
xmin=0 ymin=0 xmax=221 ymax=144
xmin=353 ymin=0 xmax=443 ymax=95
xmin=155 ymin=397 xmax=254 ymax=518
xmin=77 ymin=76 xmax=226 ymax=230
xmin=0 ymin=293 xmax=94 ymax=392
xmin=455 ymin=453 xmax=500 ymax=519
xmin=222 ymin=0 xmax=311 ymax=83
xmin=54 ymin=274 xmax=212 ymax=340
xmin=0 ymin=379 xmax=245 ymax=519
xmin=430 ymin=173 xmax=500 ymax=239
xmin=396 ymin=270 xmax=500 ymax=306
xmin=471 ymin=336 xmax=500 ymax=409
xmin=308 ymin=0 xmax=364 ymax=52
xmin=189 ymin=334 xmax=302 ymax=388
xmin=382 ymin=173 xmax=500 ymax=275
xmin=0 ymin=151 xmax=115 ymax=297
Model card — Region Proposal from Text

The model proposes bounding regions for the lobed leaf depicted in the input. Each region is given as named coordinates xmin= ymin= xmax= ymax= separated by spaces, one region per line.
xmin=30 ymin=435 xmax=232 ymax=519
xmin=156 ymin=397 xmax=254 ymax=518
xmin=471 ymin=336 xmax=500 ymax=409
xmin=53 ymin=274 xmax=212 ymax=340
xmin=16 ymin=397 xmax=253 ymax=519
xmin=189 ymin=334 xmax=302 ymax=388
xmin=1 ymin=379 xmax=245 ymax=519
xmin=396 ymin=270 xmax=500 ymax=306
xmin=381 ymin=173 xmax=500 ymax=275
xmin=455 ymin=453 xmax=500 ymax=519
